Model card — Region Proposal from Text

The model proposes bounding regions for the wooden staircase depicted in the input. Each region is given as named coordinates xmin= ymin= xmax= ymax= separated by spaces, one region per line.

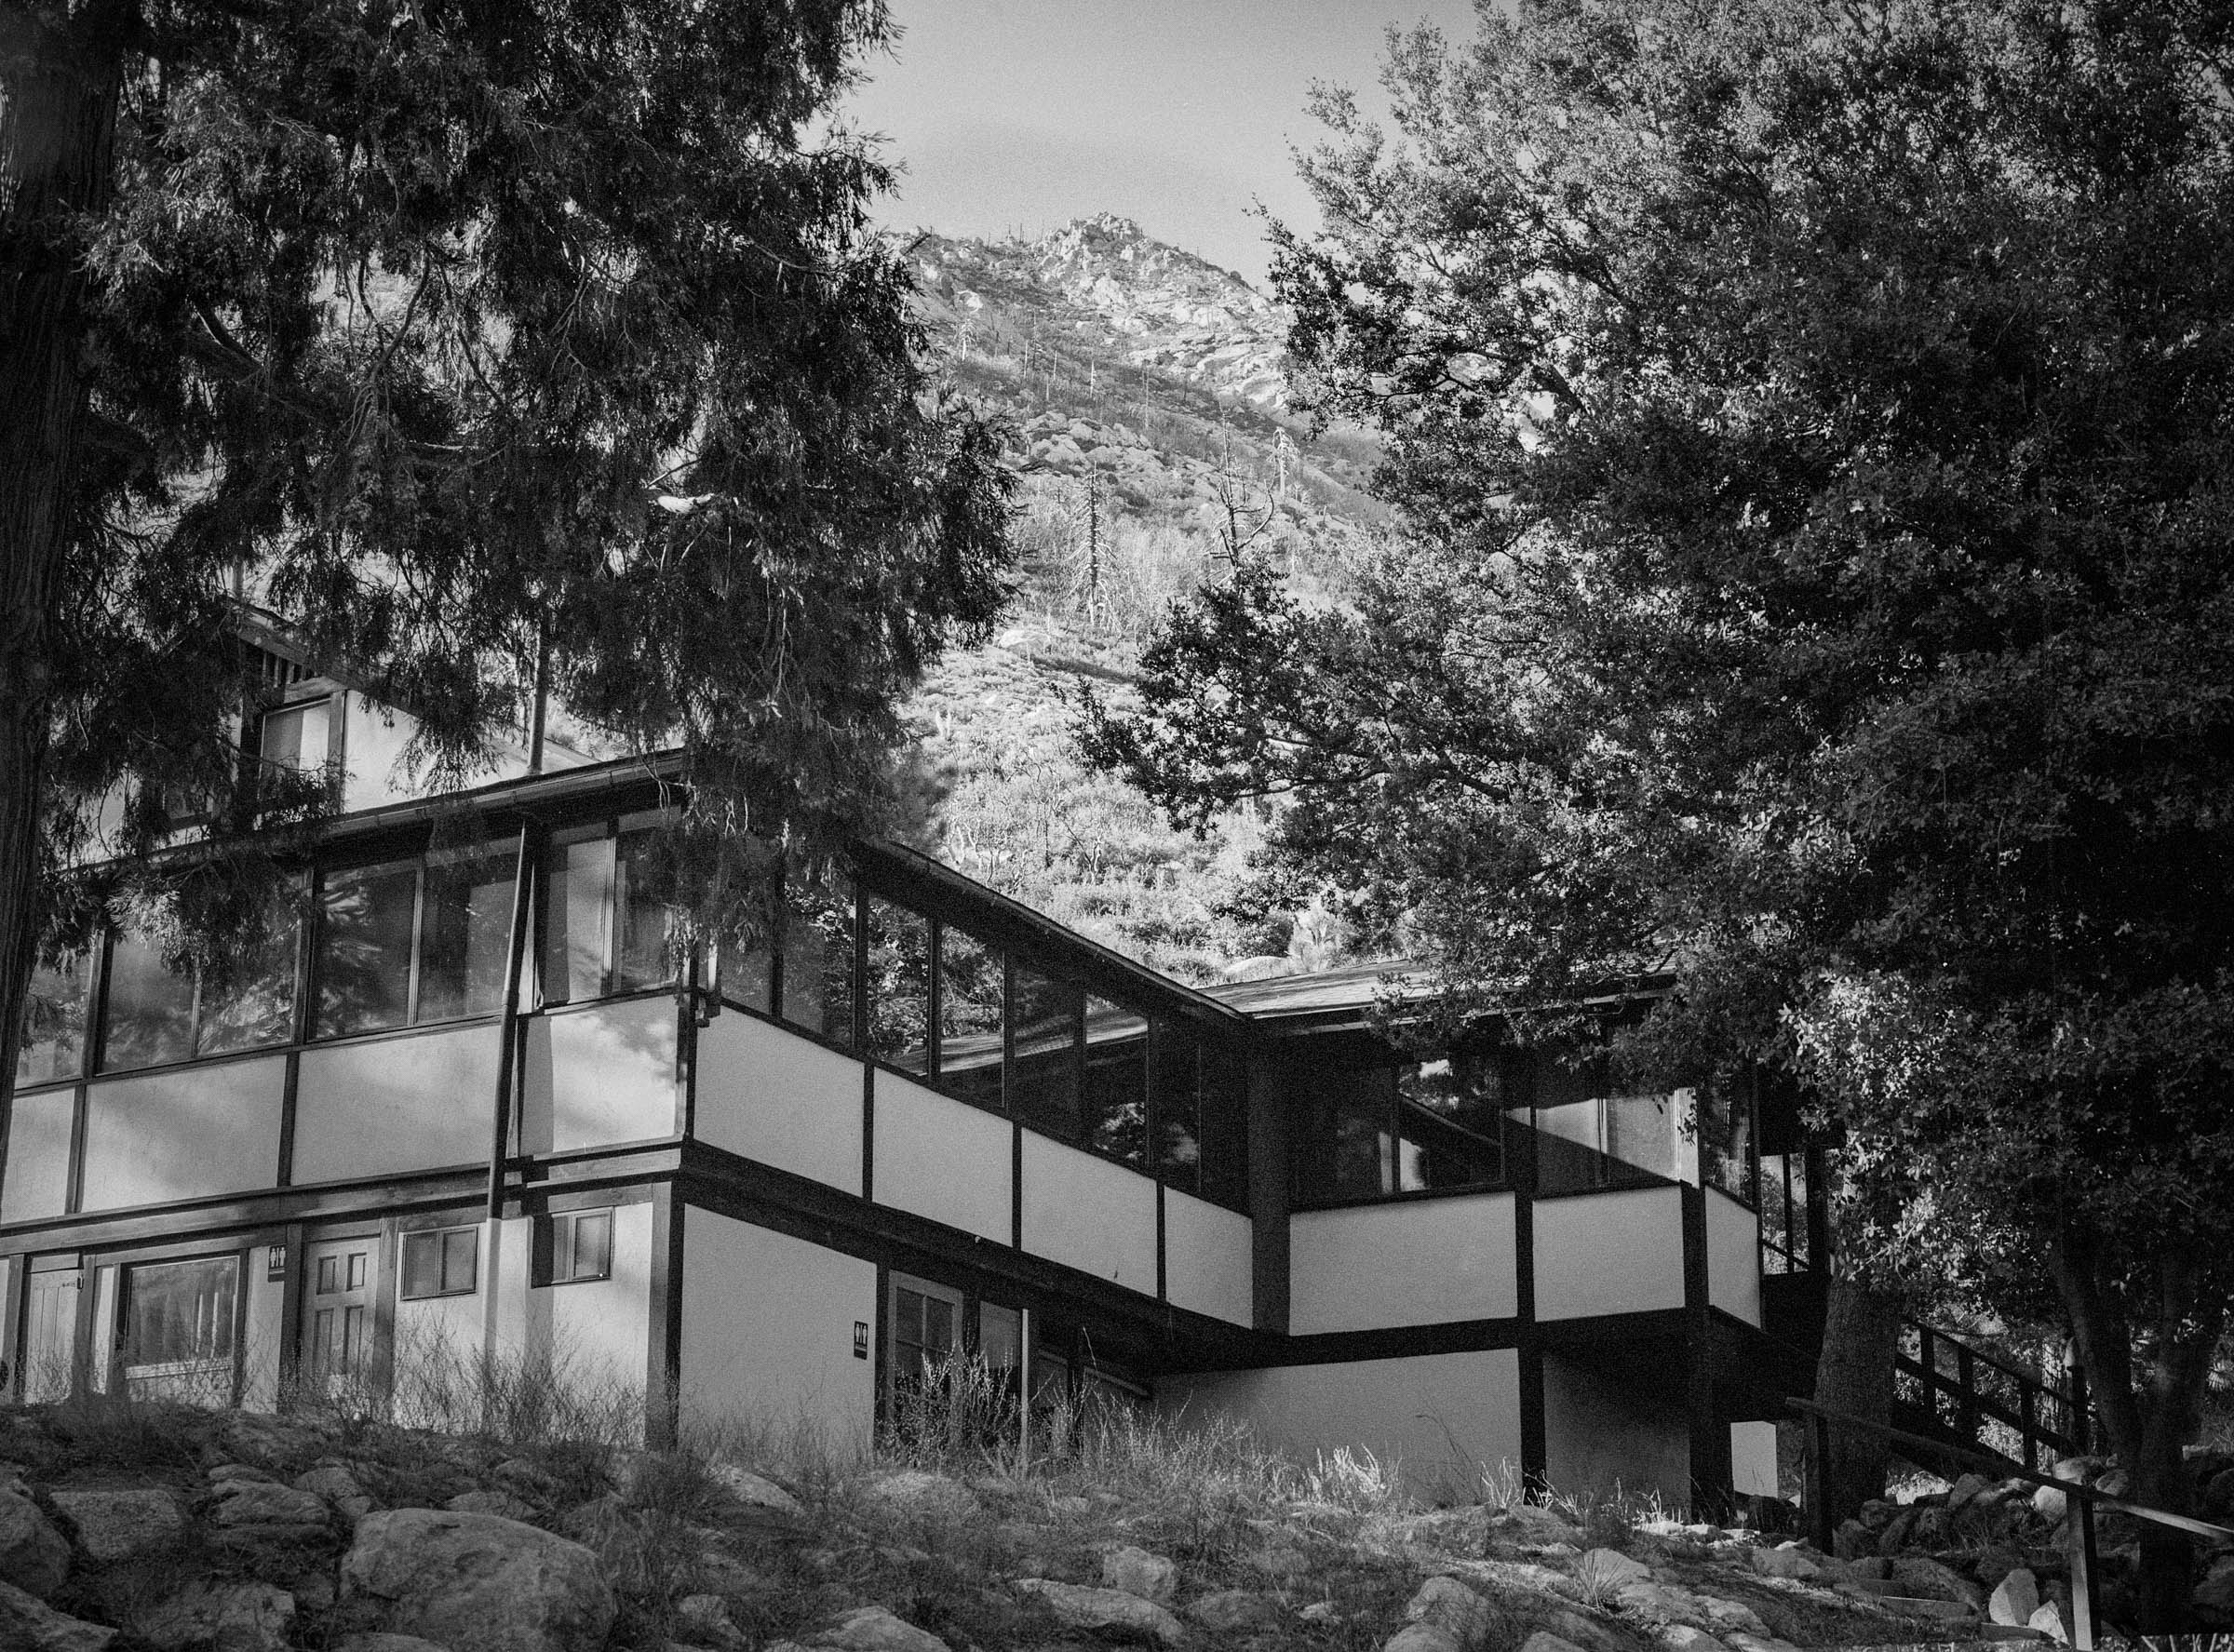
xmin=1890 ymin=1321 xmax=2090 ymax=1472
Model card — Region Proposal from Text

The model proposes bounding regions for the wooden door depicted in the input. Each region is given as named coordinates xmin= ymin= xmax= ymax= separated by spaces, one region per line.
xmin=301 ymin=1236 xmax=377 ymax=1401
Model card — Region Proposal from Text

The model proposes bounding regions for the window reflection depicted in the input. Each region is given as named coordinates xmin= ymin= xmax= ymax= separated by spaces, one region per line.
xmin=937 ymin=922 xmax=1003 ymax=1110
xmin=1011 ymin=965 xmax=1082 ymax=1139
xmin=315 ymin=861 xmax=418 ymax=1037
xmin=417 ymin=853 xmax=517 ymax=1022
xmin=1152 ymin=1024 xmax=1201 ymax=1194
xmin=101 ymin=907 xmax=300 ymax=1072
xmin=15 ymin=950 xmax=90 ymax=1085
xmin=1294 ymin=1047 xmax=1507 ymax=1203
xmin=1526 ymin=1054 xmax=1689 ymax=1193
xmin=865 ymin=898 xmax=930 ymax=1075
xmin=611 ymin=827 xmax=673 ymax=992
xmin=101 ymin=934 xmax=197 ymax=1069
xmin=1199 ymin=1051 xmax=1249 ymax=1208
xmin=779 ymin=871 xmax=855 ymax=1041
xmin=544 ymin=832 xmax=613 ymax=1005
xmin=1083 ymin=996 xmax=1146 ymax=1166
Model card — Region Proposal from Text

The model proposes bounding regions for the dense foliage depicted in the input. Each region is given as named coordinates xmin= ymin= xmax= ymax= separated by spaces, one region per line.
xmin=0 ymin=0 xmax=1011 ymax=1046
xmin=1086 ymin=0 xmax=2234 ymax=1606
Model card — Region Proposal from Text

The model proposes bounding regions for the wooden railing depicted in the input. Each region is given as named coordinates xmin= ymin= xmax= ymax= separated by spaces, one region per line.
xmin=1893 ymin=1320 xmax=2090 ymax=1471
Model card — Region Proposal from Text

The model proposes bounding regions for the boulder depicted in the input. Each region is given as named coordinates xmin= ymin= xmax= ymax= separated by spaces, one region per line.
xmin=1830 ymin=1520 xmax=1875 ymax=1560
xmin=1659 ymin=1630 xmax=1730 ymax=1652
xmin=1499 ymin=1503 xmax=1588 ymax=1547
xmin=209 ymin=1479 xmax=330 ymax=1531
xmin=707 ymin=1465 xmax=803 ymax=1518
xmin=295 ymin=1465 xmax=374 ymax=1521
xmin=1406 ymin=1575 xmax=1493 ymax=1649
xmin=1877 ymin=1510 xmax=1917 ymax=1551
xmin=674 ymin=1595 xmax=742 ymax=1648
xmin=2093 ymin=1469 xmax=2131 ymax=1498
xmin=1581 ymin=1547 xmax=1654 ymax=1589
xmin=1891 ymin=1554 xmax=1986 ymax=1607
xmin=2194 ymin=1555 xmax=2234 ymax=1618
xmin=2049 ymin=1457 xmax=2108 ymax=1485
xmin=1015 ymin=1578 xmax=1183 ymax=1645
xmin=2028 ymin=1602 xmax=2068 ymax=1645
xmin=133 ymin=1580 xmax=295 ymax=1652
xmin=1990 ymin=1567 xmax=2041 ymax=1627
xmin=0 ymin=1579 xmax=114 ymax=1652
xmin=1694 ymin=1594 xmax=1770 ymax=1638
xmin=813 ymin=1606 xmax=951 ymax=1652
xmin=1101 ymin=1543 xmax=1179 ymax=1605
xmin=1947 ymin=1472 xmax=1995 ymax=1511
xmin=342 ymin=1508 xmax=615 ymax=1652
xmin=52 ymin=1487 xmax=183 ymax=1565
xmin=0 ymin=1488 xmax=72 ymax=1599
xmin=2033 ymin=1484 xmax=2069 ymax=1523
xmin=2205 ymin=1467 xmax=2234 ymax=1517
xmin=856 ymin=1470 xmax=979 ymax=1524
xmin=1188 ymin=1590 xmax=1281 ymax=1632
xmin=1518 ymin=1635 xmax=1592 ymax=1652
xmin=1384 ymin=1629 xmax=1463 ymax=1652
xmin=446 ymin=1490 xmax=537 ymax=1522
xmin=1749 ymin=1545 xmax=1823 ymax=1580
xmin=334 ymin=1638 xmax=454 ymax=1652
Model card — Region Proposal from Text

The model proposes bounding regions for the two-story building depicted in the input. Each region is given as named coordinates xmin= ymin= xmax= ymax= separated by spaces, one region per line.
xmin=0 ymin=660 xmax=1830 ymax=1509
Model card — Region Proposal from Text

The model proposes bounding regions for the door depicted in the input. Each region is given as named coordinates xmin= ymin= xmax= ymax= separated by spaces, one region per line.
xmin=301 ymin=1236 xmax=378 ymax=1402
xmin=20 ymin=1262 xmax=81 ymax=1403
xmin=884 ymin=1271 xmax=963 ymax=1424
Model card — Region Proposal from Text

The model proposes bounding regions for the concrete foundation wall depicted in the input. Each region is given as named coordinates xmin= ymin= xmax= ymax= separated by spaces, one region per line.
xmin=1164 ymin=1347 xmax=1523 ymax=1504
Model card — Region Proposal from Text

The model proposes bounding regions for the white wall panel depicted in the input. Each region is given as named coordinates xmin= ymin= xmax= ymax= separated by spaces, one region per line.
xmin=693 ymin=1014 xmax=862 ymax=1192
xmin=80 ymin=1056 xmax=288 ymax=1212
xmin=1705 ymin=1188 xmax=1761 ymax=1327
xmin=294 ymin=1027 xmax=498 ymax=1184
xmin=1161 ymin=1190 xmax=1252 ymax=1327
xmin=1 ymin=1087 xmax=74 ymax=1223
xmin=1731 ymin=1420 xmax=1780 ymax=1498
xmin=871 ymin=1072 xmax=1012 ymax=1244
xmin=340 ymin=696 xmax=422 ymax=813
xmin=1290 ymin=1193 xmax=1517 ymax=1334
xmin=1019 ymin=1132 xmax=1155 ymax=1295
xmin=1164 ymin=1348 xmax=1522 ymax=1503
xmin=1532 ymin=1186 xmax=1685 ymax=1321
xmin=241 ymin=1261 xmax=288 ymax=1413
xmin=549 ymin=1202 xmax=655 ymax=1392
xmin=522 ymin=999 xmax=680 ymax=1154
xmin=680 ymin=1207 xmax=876 ymax=1457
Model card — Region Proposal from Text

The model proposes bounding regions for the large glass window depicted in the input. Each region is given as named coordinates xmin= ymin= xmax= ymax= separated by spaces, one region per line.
xmin=864 ymin=898 xmax=931 ymax=1076
xmin=101 ymin=909 xmax=300 ymax=1072
xmin=1697 ymin=1080 xmax=1754 ymax=1202
xmin=415 ymin=852 xmax=518 ymax=1023
xmin=544 ymin=821 xmax=673 ymax=1005
xmin=1151 ymin=1023 xmax=1201 ymax=1194
xmin=1394 ymin=1051 xmax=1505 ymax=1192
xmin=314 ymin=860 xmax=419 ymax=1037
xmin=1010 ymin=964 xmax=1082 ymax=1139
xmin=1294 ymin=1061 xmax=1395 ymax=1202
xmin=611 ymin=826 xmax=674 ymax=993
xmin=1294 ymin=1046 xmax=1506 ymax=1204
xmin=779 ymin=870 xmax=855 ymax=1043
xmin=1082 ymin=996 xmax=1147 ymax=1166
xmin=121 ymin=1256 xmax=238 ymax=1399
xmin=15 ymin=950 xmax=90 ymax=1086
xmin=1199 ymin=1050 xmax=1249 ymax=1209
xmin=1525 ymin=1054 xmax=1689 ymax=1194
xmin=937 ymin=921 xmax=1003 ymax=1110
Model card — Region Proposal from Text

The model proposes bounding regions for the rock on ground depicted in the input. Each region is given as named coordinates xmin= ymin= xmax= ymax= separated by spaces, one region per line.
xmin=333 ymin=1637 xmax=454 ymax=1652
xmin=133 ymin=1580 xmax=295 ymax=1652
xmin=1100 ymin=1543 xmax=1179 ymax=1604
xmin=1015 ymin=1578 xmax=1184 ymax=1645
xmin=0 ymin=1578 xmax=115 ymax=1652
xmin=2029 ymin=1602 xmax=2068 ymax=1644
xmin=707 ymin=1464 xmax=804 ymax=1517
xmin=812 ymin=1605 xmax=952 ymax=1652
xmin=1188 ymin=1589 xmax=1281 ymax=1632
xmin=0 ymin=1487 xmax=72 ymax=1598
xmin=855 ymin=1470 xmax=979 ymax=1524
xmin=51 ymin=1487 xmax=184 ymax=1565
xmin=342 ymin=1508 xmax=615 ymax=1652
xmin=1519 ymin=1633 xmax=1592 ymax=1652
xmin=1661 ymin=1628 xmax=1731 ymax=1652
xmin=1385 ymin=1627 xmax=1463 ymax=1652
xmin=1406 ymin=1575 xmax=1494 ymax=1650
xmin=1750 ymin=1545 xmax=1824 ymax=1580
xmin=1990 ymin=1567 xmax=2041 ymax=1626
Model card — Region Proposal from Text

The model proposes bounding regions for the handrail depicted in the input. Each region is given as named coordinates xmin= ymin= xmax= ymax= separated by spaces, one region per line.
xmin=1896 ymin=1319 xmax=2089 ymax=1469
xmin=1788 ymin=1395 xmax=2234 ymax=1652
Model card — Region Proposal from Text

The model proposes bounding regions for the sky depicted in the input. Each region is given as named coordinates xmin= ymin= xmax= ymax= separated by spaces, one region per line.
xmin=841 ymin=0 xmax=1484 ymax=288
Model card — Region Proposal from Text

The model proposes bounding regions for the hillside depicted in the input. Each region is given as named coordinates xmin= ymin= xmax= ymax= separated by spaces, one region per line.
xmin=899 ymin=216 xmax=1384 ymax=982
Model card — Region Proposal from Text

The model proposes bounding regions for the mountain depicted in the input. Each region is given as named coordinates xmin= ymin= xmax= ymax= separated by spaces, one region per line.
xmin=897 ymin=217 xmax=1387 ymax=982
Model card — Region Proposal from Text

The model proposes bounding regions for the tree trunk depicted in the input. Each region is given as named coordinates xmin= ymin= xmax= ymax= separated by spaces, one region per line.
xmin=0 ymin=10 xmax=123 ymax=1119
xmin=1810 ymin=1274 xmax=1904 ymax=1532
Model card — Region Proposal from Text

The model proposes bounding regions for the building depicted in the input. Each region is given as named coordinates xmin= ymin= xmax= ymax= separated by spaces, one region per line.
xmin=0 ymin=664 xmax=1837 ymax=1510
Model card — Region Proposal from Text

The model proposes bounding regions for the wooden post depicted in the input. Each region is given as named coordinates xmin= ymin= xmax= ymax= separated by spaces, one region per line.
xmin=2066 ymin=1489 xmax=2098 ymax=1650
xmin=1810 ymin=1410 xmax=1835 ymax=1552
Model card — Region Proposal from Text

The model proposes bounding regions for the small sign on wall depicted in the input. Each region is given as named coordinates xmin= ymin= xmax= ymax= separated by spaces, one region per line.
xmin=852 ymin=1322 xmax=869 ymax=1360
xmin=266 ymin=1244 xmax=288 ymax=1282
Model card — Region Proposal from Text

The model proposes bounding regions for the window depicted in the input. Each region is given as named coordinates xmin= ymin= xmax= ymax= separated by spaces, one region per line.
xmin=887 ymin=1272 xmax=962 ymax=1404
xmin=1010 ymin=964 xmax=1082 ymax=1139
xmin=101 ymin=909 xmax=300 ymax=1073
xmin=315 ymin=851 xmax=516 ymax=1037
xmin=937 ymin=920 xmax=1003 ymax=1109
xmin=258 ymin=697 xmax=332 ymax=772
xmin=1293 ymin=1045 xmax=1506 ymax=1204
xmin=540 ymin=1208 xmax=613 ymax=1285
xmin=15 ymin=950 xmax=89 ymax=1086
xmin=544 ymin=820 xmax=673 ymax=1005
xmin=1524 ymin=1053 xmax=1689 ymax=1194
xmin=121 ymin=1256 xmax=238 ymax=1400
xmin=400 ymin=1227 xmax=478 ymax=1299
xmin=1151 ymin=1023 xmax=1201 ymax=1194
xmin=1697 ymin=1080 xmax=1755 ymax=1203
xmin=1199 ymin=1050 xmax=1249 ymax=1209
xmin=864 ymin=898 xmax=930 ymax=1075
xmin=780 ymin=870 xmax=855 ymax=1043
xmin=1082 ymin=996 xmax=1147 ymax=1166
xmin=1394 ymin=1051 xmax=1504 ymax=1192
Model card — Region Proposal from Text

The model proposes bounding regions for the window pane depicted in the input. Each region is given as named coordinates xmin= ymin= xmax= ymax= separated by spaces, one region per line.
xmin=16 ymin=950 xmax=90 ymax=1086
xmin=612 ymin=828 xmax=674 ymax=993
xmin=780 ymin=871 xmax=855 ymax=1044
xmin=441 ymin=1229 xmax=478 ymax=1295
xmin=259 ymin=698 xmax=330 ymax=772
xmin=571 ymin=1210 xmax=612 ymax=1281
xmin=864 ymin=898 xmax=930 ymax=1074
xmin=979 ymin=1302 xmax=1020 ymax=1370
xmin=544 ymin=833 xmax=613 ymax=1005
xmin=314 ymin=862 xmax=419 ymax=1038
xmin=1394 ymin=1051 xmax=1504 ymax=1191
xmin=938 ymin=922 xmax=1003 ymax=1110
xmin=124 ymin=1256 xmax=237 ymax=1370
xmin=1199 ymin=1048 xmax=1249 ymax=1208
xmin=1010 ymin=965 xmax=1081 ymax=1139
xmin=417 ymin=853 xmax=517 ymax=1022
xmin=1151 ymin=1023 xmax=1200 ymax=1193
xmin=1292 ymin=1062 xmax=1392 ymax=1202
xmin=195 ymin=907 xmax=301 ymax=1056
xmin=1697 ymin=1081 xmax=1752 ymax=1201
xmin=100 ymin=933 xmax=196 ymax=1071
xmin=401 ymin=1232 xmax=441 ymax=1299
xmin=1082 ymin=997 xmax=1147 ymax=1166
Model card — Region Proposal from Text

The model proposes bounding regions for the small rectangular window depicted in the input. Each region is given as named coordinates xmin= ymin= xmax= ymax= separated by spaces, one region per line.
xmin=548 ymin=1209 xmax=613 ymax=1284
xmin=258 ymin=697 xmax=332 ymax=772
xmin=400 ymin=1227 xmax=478 ymax=1299
xmin=121 ymin=1255 xmax=238 ymax=1402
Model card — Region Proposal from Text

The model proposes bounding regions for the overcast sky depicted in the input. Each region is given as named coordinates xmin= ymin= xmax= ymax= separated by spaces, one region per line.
xmin=841 ymin=0 xmax=1484 ymax=288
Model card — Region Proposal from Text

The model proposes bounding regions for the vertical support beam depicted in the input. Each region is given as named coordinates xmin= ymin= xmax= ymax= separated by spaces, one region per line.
xmin=1512 ymin=1102 xmax=1546 ymax=1496
xmin=1682 ymin=1183 xmax=1729 ymax=1518
xmin=1803 ymin=1140 xmax=1831 ymax=1273
xmin=1245 ymin=1056 xmax=1288 ymax=1336
xmin=646 ymin=1182 xmax=683 ymax=1449
xmin=2066 ymin=1491 xmax=2098 ymax=1651
xmin=1809 ymin=1410 xmax=1836 ymax=1552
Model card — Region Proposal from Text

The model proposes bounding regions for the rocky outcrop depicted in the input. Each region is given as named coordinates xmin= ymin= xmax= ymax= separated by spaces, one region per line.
xmin=341 ymin=1508 xmax=615 ymax=1652
xmin=1015 ymin=1578 xmax=1184 ymax=1645
xmin=0 ymin=1486 xmax=71 ymax=1597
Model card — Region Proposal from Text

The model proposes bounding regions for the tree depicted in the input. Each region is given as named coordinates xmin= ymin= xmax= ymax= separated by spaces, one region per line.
xmin=1085 ymin=0 xmax=2234 ymax=1622
xmin=1 ymin=0 xmax=1011 ymax=1083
